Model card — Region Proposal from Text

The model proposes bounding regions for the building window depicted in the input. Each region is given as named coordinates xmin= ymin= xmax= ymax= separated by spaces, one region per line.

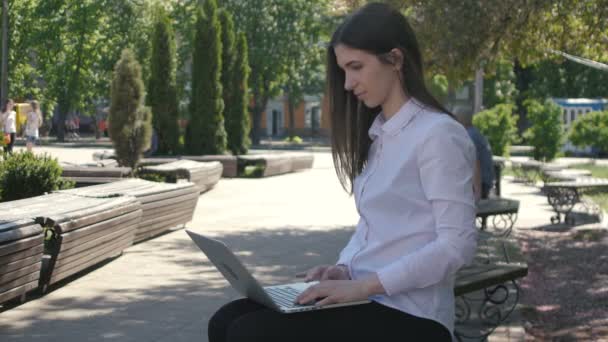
xmin=570 ymin=109 xmax=576 ymax=122
xmin=305 ymin=109 xmax=312 ymax=129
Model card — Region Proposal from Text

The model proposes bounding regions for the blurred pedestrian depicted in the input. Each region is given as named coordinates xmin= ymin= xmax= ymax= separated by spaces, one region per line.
xmin=1 ymin=99 xmax=17 ymax=154
xmin=25 ymin=100 xmax=43 ymax=152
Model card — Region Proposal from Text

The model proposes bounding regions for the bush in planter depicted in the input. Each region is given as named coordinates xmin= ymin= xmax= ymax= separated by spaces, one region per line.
xmin=138 ymin=171 xmax=177 ymax=183
xmin=0 ymin=151 xmax=74 ymax=201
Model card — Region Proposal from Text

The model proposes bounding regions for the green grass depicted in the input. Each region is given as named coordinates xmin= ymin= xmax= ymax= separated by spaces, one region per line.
xmin=568 ymin=163 xmax=608 ymax=213
xmin=571 ymin=163 xmax=608 ymax=179
xmin=503 ymin=162 xmax=608 ymax=212
xmin=501 ymin=166 xmax=516 ymax=177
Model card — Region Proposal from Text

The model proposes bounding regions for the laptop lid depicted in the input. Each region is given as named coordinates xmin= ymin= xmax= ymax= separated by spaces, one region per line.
xmin=186 ymin=230 xmax=371 ymax=313
xmin=186 ymin=230 xmax=280 ymax=310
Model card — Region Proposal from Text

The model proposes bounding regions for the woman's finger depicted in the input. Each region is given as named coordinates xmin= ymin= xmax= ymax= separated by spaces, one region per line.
xmin=304 ymin=266 xmax=326 ymax=282
xmin=315 ymin=295 xmax=337 ymax=307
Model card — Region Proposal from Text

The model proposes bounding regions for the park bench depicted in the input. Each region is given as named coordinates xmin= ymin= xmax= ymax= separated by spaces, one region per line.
xmin=510 ymin=160 xmax=565 ymax=184
xmin=140 ymin=159 xmax=223 ymax=193
xmin=454 ymin=233 xmax=528 ymax=341
xmin=180 ymin=155 xmax=239 ymax=178
xmin=0 ymin=218 xmax=44 ymax=305
xmin=0 ymin=193 xmax=141 ymax=292
xmin=92 ymin=151 xmax=180 ymax=168
xmin=59 ymin=178 xmax=199 ymax=243
xmin=238 ymin=154 xmax=293 ymax=177
xmin=94 ymin=150 xmax=238 ymax=178
xmin=542 ymin=168 xmax=592 ymax=182
xmin=542 ymin=177 xmax=608 ymax=225
xmin=476 ymin=198 xmax=519 ymax=237
xmin=282 ymin=153 xmax=315 ymax=171
xmin=61 ymin=164 xmax=132 ymax=186
xmin=138 ymin=157 xmax=180 ymax=166
xmin=492 ymin=157 xmax=506 ymax=196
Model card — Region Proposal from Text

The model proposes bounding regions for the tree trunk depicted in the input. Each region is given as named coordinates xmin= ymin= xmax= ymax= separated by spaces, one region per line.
xmin=513 ymin=59 xmax=530 ymax=134
xmin=57 ymin=18 xmax=86 ymax=142
xmin=473 ymin=67 xmax=484 ymax=114
xmin=1 ymin=0 xmax=8 ymax=104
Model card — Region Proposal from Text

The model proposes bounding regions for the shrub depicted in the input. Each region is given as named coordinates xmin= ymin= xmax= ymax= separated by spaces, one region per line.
xmin=523 ymin=99 xmax=563 ymax=161
xmin=109 ymin=49 xmax=153 ymax=169
xmin=284 ymin=135 xmax=303 ymax=144
xmin=148 ymin=5 xmax=180 ymax=155
xmin=185 ymin=0 xmax=227 ymax=155
xmin=138 ymin=172 xmax=177 ymax=183
xmin=569 ymin=110 xmax=608 ymax=155
xmin=224 ymin=29 xmax=251 ymax=155
xmin=473 ymin=104 xmax=519 ymax=156
xmin=0 ymin=152 xmax=74 ymax=202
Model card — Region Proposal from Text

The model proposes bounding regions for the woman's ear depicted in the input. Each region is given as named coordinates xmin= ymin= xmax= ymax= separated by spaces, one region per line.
xmin=389 ymin=48 xmax=404 ymax=70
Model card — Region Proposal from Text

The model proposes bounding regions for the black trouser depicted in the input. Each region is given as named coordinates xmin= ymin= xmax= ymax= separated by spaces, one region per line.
xmin=6 ymin=132 xmax=15 ymax=153
xmin=208 ymin=298 xmax=451 ymax=342
xmin=481 ymin=183 xmax=491 ymax=199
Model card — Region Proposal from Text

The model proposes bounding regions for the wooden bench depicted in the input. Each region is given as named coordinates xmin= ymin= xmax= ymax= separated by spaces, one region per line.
xmin=542 ymin=177 xmax=608 ymax=225
xmin=181 ymin=155 xmax=238 ymax=178
xmin=61 ymin=165 xmax=132 ymax=186
xmin=0 ymin=194 xmax=141 ymax=292
xmin=454 ymin=233 xmax=528 ymax=341
xmin=59 ymin=179 xmax=200 ymax=243
xmin=140 ymin=160 xmax=223 ymax=193
xmin=282 ymin=153 xmax=315 ymax=171
xmin=138 ymin=157 xmax=180 ymax=167
xmin=0 ymin=218 xmax=44 ymax=305
xmin=93 ymin=152 xmax=239 ymax=178
xmin=237 ymin=154 xmax=293 ymax=177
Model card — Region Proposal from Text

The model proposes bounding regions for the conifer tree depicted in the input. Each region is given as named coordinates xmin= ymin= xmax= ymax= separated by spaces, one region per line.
xmin=185 ymin=0 xmax=226 ymax=155
xmin=109 ymin=49 xmax=152 ymax=169
xmin=148 ymin=6 xmax=179 ymax=154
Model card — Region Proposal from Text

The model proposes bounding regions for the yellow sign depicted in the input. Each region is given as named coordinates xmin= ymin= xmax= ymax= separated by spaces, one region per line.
xmin=14 ymin=103 xmax=32 ymax=134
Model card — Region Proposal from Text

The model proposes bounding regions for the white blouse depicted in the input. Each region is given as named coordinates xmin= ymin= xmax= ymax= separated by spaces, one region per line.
xmin=2 ymin=110 xmax=16 ymax=133
xmin=337 ymin=99 xmax=478 ymax=336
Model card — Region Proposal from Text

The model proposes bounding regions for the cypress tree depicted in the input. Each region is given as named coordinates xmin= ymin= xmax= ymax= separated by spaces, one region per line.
xmin=185 ymin=0 xmax=226 ymax=155
xmin=228 ymin=32 xmax=251 ymax=155
xmin=219 ymin=9 xmax=235 ymax=114
xmin=109 ymin=49 xmax=152 ymax=169
xmin=148 ymin=6 xmax=179 ymax=155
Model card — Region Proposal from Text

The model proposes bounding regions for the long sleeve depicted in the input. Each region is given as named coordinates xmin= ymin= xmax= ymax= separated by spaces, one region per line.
xmin=376 ymin=121 xmax=478 ymax=295
xmin=336 ymin=218 xmax=364 ymax=267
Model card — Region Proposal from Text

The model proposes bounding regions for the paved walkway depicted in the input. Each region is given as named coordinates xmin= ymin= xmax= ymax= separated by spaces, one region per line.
xmin=0 ymin=146 xmax=588 ymax=341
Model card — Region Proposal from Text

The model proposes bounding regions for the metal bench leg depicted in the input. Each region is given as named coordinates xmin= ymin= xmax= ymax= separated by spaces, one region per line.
xmin=544 ymin=187 xmax=578 ymax=225
xmin=455 ymin=280 xmax=521 ymax=341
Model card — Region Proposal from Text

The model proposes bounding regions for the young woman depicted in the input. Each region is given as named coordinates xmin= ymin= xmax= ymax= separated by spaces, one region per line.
xmin=25 ymin=100 xmax=43 ymax=152
xmin=1 ymin=99 xmax=17 ymax=154
xmin=208 ymin=3 xmax=477 ymax=341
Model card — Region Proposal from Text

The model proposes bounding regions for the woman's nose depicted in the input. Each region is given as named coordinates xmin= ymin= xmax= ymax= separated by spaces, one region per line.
xmin=344 ymin=74 xmax=356 ymax=91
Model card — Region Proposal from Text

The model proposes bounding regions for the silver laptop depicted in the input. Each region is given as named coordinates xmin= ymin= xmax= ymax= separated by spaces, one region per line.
xmin=186 ymin=230 xmax=370 ymax=313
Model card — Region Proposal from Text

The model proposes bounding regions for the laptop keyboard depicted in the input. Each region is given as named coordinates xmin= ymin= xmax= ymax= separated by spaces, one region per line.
xmin=265 ymin=286 xmax=308 ymax=308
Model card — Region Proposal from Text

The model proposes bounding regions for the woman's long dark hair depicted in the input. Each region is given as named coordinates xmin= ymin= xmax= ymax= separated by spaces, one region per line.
xmin=1 ymin=99 xmax=13 ymax=113
xmin=327 ymin=2 xmax=452 ymax=194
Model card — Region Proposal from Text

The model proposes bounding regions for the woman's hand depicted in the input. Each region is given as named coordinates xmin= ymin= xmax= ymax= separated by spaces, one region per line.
xmin=296 ymin=264 xmax=350 ymax=282
xmin=295 ymin=275 xmax=385 ymax=306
